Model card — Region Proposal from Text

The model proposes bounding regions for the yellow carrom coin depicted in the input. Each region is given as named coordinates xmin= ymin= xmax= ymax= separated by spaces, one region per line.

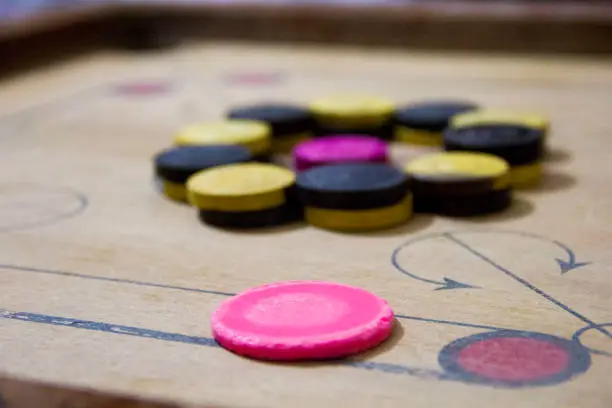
xmin=509 ymin=161 xmax=543 ymax=188
xmin=405 ymin=152 xmax=511 ymax=195
xmin=186 ymin=163 xmax=295 ymax=212
xmin=305 ymin=194 xmax=413 ymax=231
xmin=271 ymin=131 xmax=313 ymax=154
xmin=309 ymin=94 xmax=395 ymax=128
xmin=405 ymin=152 xmax=512 ymax=215
xmin=395 ymin=128 xmax=443 ymax=146
xmin=161 ymin=180 xmax=188 ymax=202
xmin=394 ymin=101 xmax=478 ymax=146
xmin=450 ymin=109 xmax=550 ymax=134
xmin=174 ymin=120 xmax=271 ymax=156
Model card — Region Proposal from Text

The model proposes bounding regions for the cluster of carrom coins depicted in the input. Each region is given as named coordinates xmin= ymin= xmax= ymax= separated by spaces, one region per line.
xmin=154 ymin=95 xmax=549 ymax=231
xmin=153 ymin=95 xmax=549 ymax=361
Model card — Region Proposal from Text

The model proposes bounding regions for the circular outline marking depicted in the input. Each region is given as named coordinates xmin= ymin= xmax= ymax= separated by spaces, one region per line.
xmin=438 ymin=330 xmax=591 ymax=388
xmin=0 ymin=184 xmax=88 ymax=233
xmin=572 ymin=323 xmax=612 ymax=357
xmin=391 ymin=228 xmax=587 ymax=288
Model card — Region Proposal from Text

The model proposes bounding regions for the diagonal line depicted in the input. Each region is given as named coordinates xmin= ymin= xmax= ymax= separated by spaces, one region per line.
xmin=444 ymin=233 xmax=612 ymax=339
xmin=394 ymin=314 xmax=506 ymax=331
xmin=0 ymin=264 xmax=236 ymax=297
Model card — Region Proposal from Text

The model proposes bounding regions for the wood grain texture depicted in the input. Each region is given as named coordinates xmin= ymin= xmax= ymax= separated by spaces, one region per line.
xmin=0 ymin=41 xmax=612 ymax=407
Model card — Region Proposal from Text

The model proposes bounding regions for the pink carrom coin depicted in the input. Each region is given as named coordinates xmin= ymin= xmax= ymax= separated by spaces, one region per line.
xmin=293 ymin=135 xmax=388 ymax=171
xmin=211 ymin=280 xmax=395 ymax=361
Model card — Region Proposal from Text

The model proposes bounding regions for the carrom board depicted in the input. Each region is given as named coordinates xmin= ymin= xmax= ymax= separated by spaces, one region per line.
xmin=1 ymin=41 xmax=612 ymax=408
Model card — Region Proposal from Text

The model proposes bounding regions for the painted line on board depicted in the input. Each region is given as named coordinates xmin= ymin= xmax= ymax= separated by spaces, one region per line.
xmin=444 ymin=233 xmax=612 ymax=339
xmin=0 ymin=264 xmax=236 ymax=297
xmin=394 ymin=314 xmax=505 ymax=331
xmin=0 ymin=262 xmax=511 ymax=331
xmin=1 ymin=309 xmax=218 ymax=346
xmin=2 ymin=309 xmax=610 ymax=388
xmin=0 ymin=309 xmax=453 ymax=381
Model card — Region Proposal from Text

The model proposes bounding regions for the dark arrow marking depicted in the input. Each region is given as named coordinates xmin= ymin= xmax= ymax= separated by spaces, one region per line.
xmin=436 ymin=277 xmax=477 ymax=291
xmin=535 ymin=235 xmax=592 ymax=274
xmin=501 ymin=230 xmax=591 ymax=274
xmin=556 ymin=257 xmax=590 ymax=274
xmin=553 ymin=242 xmax=591 ymax=274
xmin=391 ymin=233 xmax=478 ymax=291
xmin=395 ymin=229 xmax=591 ymax=277
xmin=464 ymin=229 xmax=591 ymax=275
xmin=525 ymin=234 xmax=591 ymax=274
xmin=444 ymin=233 xmax=612 ymax=339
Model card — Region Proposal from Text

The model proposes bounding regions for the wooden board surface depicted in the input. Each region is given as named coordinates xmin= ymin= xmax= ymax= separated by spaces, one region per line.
xmin=1 ymin=42 xmax=612 ymax=407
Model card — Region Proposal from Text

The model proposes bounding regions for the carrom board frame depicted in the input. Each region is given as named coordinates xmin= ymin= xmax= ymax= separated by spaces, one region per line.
xmin=1 ymin=0 xmax=612 ymax=55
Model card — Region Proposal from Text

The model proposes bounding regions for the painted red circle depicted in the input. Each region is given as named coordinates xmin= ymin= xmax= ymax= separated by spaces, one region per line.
xmin=226 ymin=72 xmax=282 ymax=86
xmin=115 ymin=82 xmax=170 ymax=95
xmin=457 ymin=337 xmax=570 ymax=382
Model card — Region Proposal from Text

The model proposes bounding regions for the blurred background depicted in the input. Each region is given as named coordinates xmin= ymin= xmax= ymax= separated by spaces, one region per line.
xmin=1 ymin=0 xmax=612 ymax=64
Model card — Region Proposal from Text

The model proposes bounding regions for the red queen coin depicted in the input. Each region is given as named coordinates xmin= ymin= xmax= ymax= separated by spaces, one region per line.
xmin=211 ymin=281 xmax=395 ymax=360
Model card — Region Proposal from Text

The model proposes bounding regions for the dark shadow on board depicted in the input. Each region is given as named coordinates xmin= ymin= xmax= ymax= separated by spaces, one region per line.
xmin=543 ymin=147 xmax=571 ymax=164
xmin=153 ymin=177 xmax=191 ymax=207
xmin=206 ymin=211 xmax=434 ymax=237
xmin=451 ymin=197 xmax=534 ymax=224
xmin=350 ymin=319 xmax=405 ymax=361
xmin=339 ymin=214 xmax=436 ymax=238
xmin=211 ymin=220 xmax=309 ymax=236
xmin=250 ymin=318 xmax=404 ymax=370
xmin=524 ymin=171 xmax=577 ymax=194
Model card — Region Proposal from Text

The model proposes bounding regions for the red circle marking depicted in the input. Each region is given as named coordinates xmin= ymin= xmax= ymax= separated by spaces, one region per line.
xmin=457 ymin=337 xmax=570 ymax=382
xmin=226 ymin=72 xmax=282 ymax=86
xmin=211 ymin=281 xmax=394 ymax=361
xmin=115 ymin=82 xmax=170 ymax=95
